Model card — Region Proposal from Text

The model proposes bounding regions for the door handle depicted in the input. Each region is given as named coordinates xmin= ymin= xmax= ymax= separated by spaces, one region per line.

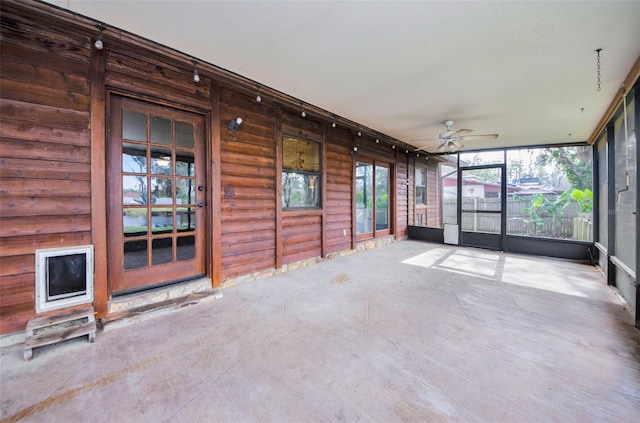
xmin=198 ymin=186 xmax=204 ymax=191
xmin=197 ymin=202 xmax=204 ymax=208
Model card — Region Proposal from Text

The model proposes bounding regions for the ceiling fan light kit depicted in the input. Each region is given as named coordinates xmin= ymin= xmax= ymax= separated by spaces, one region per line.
xmin=413 ymin=120 xmax=499 ymax=154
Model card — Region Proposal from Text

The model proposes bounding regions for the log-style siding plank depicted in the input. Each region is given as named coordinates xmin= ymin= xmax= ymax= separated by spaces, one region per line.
xmin=0 ymin=139 xmax=90 ymax=163
xmin=0 ymin=158 xmax=90 ymax=180
xmin=0 ymin=79 xmax=90 ymax=112
xmin=0 ymin=215 xmax=91 ymax=238
xmin=0 ymin=232 xmax=91 ymax=257
xmin=0 ymin=178 xmax=90 ymax=198
xmin=0 ymin=196 xmax=91 ymax=217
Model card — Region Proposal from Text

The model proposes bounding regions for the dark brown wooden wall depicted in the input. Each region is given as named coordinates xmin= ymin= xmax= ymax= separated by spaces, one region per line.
xmin=0 ymin=7 xmax=92 ymax=333
xmin=325 ymin=129 xmax=353 ymax=254
xmin=0 ymin=0 xmax=418 ymax=335
xmin=219 ymin=88 xmax=277 ymax=279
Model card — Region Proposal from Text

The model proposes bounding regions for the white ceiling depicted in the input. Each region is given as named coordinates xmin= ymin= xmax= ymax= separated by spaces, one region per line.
xmin=44 ymin=0 xmax=640 ymax=152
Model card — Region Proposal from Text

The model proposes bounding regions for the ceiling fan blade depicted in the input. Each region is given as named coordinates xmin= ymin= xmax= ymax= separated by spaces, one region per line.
xmin=450 ymin=129 xmax=473 ymax=137
xmin=414 ymin=141 xmax=441 ymax=152
xmin=451 ymin=140 xmax=464 ymax=149
xmin=459 ymin=134 xmax=499 ymax=140
xmin=410 ymin=137 xmax=439 ymax=143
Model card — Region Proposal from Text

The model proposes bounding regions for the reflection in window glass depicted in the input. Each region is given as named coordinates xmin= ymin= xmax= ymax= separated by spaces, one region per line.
xmin=122 ymin=143 xmax=147 ymax=173
xmin=122 ymin=110 xmax=147 ymax=141
xmin=151 ymin=116 xmax=172 ymax=145
xmin=152 ymin=238 xmax=173 ymax=265
xmin=176 ymin=151 xmax=195 ymax=176
xmin=151 ymin=177 xmax=173 ymax=204
xmin=151 ymin=207 xmax=173 ymax=234
xmin=177 ymin=207 xmax=196 ymax=232
xmin=376 ymin=166 xmax=389 ymax=230
xmin=176 ymin=121 xmax=195 ymax=149
xmin=177 ymin=235 xmax=195 ymax=261
xmin=124 ymin=240 xmax=147 ymax=270
xmin=506 ymin=146 xmax=592 ymax=240
xmin=123 ymin=207 xmax=148 ymax=236
xmin=176 ymin=179 xmax=195 ymax=205
xmin=282 ymin=173 xmax=319 ymax=208
xmin=282 ymin=136 xmax=321 ymax=209
xmin=355 ymin=163 xmax=374 ymax=235
xmin=415 ymin=166 xmax=426 ymax=206
xmin=123 ymin=175 xmax=147 ymax=205
xmin=151 ymin=146 xmax=172 ymax=175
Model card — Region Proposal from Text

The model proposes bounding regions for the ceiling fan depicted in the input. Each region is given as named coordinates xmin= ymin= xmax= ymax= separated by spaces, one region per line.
xmin=413 ymin=120 xmax=498 ymax=153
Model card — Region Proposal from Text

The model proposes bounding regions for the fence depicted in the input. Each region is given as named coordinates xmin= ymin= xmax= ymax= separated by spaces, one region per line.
xmin=442 ymin=198 xmax=592 ymax=241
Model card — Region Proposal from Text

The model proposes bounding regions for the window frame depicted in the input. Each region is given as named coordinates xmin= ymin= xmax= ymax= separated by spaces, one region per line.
xmin=281 ymin=134 xmax=322 ymax=210
xmin=355 ymin=158 xmax=393 ymax=240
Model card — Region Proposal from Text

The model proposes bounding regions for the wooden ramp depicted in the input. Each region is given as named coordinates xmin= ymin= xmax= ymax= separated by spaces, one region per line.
xmin=24 ymin=307 xmax=96 ymax=361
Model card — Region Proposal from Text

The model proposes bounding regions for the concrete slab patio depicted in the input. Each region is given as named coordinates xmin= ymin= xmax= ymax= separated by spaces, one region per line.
xmin=1 ymin=240 xmax=639 ymax=422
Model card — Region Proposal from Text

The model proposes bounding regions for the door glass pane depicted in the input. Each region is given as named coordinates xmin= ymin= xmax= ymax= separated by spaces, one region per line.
xmin=461 ymin=168 xmax=502 ymax=209
xmin=176 ymin=151 xmax=195 ymax=176
xmin=376 ymin=165 xmax=389 ymax=230
xmin=151 ymin=116 xmax=172 ymax=145
xmin=124 ymin=240 xmax=147 ymax=270
xmin=462 ymin=212 xmax=501 ymax=234
xmin=151 ymin=177 xmax=173 ymax=204
xmin=123 ymin=175 xmax=147 ymax=205
xmin=123 ymin=207 xmax=148 ymax=236
xmin=356 ymin=163 xmax=373 ymax=234
xmin=122 ymin=110 xmax=147 ymax=141
xmin=177 ymin=207 xmax=196 ymax=232
xmin=176 ymin=121 xmax=195 ymax=149
xmin=122 ymin=143 xmax=147 ymax=173
xmin=151 ymin=146 xmax=172 ymax=175
xmin=176 ymin=179 xmax=195 ymax=205
xmin=152 ymin=238 xmax=173 ymax=265
xmin=151 ymin=207 xmax=173 ymax=234
xmin=177 ymin=235 xmax=195 ymax=261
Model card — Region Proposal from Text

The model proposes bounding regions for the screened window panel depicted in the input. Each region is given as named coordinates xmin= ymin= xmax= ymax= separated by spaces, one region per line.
xmin=614 ymin=97 xmax=636 ymax=271
xmin=597 ymin=134 xmax=608 ymax=247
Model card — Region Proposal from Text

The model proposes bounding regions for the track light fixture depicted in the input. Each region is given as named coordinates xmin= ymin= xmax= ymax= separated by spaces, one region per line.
xmin=94 ymin=23 xmax=106 ymax=50
xmin=192 ymin=60 xmax=200 ymax=83
xmin=256 ymin=84 xmax=262 ymax=103
xmin=349 ymin=146 xmax=358 ymax=157
xmin=300 ymin=102 xmax=306 ymax=118
xmin=375 ymin=138 xmax=379 ymax=143
xmin=228 ymin=117 xmax=243 ymax=137
xmin=357 ymin=131 xmax=362 ymax=137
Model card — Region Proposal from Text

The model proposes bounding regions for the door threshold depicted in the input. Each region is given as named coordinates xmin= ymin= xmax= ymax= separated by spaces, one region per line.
xmin=108 ymin=276 xmax=213 ymax=315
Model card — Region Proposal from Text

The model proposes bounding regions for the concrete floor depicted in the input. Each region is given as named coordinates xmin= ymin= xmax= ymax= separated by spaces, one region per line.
xmin=1 ymin=240 xmax=639 ymax=422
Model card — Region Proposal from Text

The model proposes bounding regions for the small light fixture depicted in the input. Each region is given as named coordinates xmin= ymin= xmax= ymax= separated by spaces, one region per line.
xmin=350 ymin=146 xmax=358 ymax=157
xmin=375 ymin=138 xmax=379 ymax=143
xmin=392 ymin=145 xmax=396 ymax=149
xmin=228 ymin=117 xmax=243 ymax=137
xmin=332 ymin=121 xmax=336 ymax=128
xmin=192 ymin=60 xmax=200 ymax=83
xmin=256 ymin=84 xmax=262 ymax=103
xmin=94 ymin=23 xmax=106 ymax=50
xmin=300 ymin=102 xmax=306 ymax=118
xmin=357 ymin=131 xmax=362 ymax=137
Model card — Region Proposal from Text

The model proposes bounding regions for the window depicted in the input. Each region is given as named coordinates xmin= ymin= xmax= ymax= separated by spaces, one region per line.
xmin=282 ymin=136 xmax=321 ymax=209
xmin=506 ymin=146 xmax=593 ymax=240
xmin=356 ymin=161 xmax=391 ymax=237
xmin=415 ymin=166 xmax=427 ymax=205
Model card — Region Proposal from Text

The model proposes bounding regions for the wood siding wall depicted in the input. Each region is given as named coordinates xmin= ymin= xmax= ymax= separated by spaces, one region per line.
xmin=0 ymin=0 xmax=417 ymax=335
xmin=219 ymin=88 xmax=277 ymax=279
xmin=0 ymin=7 xmax=92 ymax=333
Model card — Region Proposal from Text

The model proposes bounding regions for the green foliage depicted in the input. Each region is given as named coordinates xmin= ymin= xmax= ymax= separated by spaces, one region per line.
xmin=571 ymin=188 xmax=593 ymax=213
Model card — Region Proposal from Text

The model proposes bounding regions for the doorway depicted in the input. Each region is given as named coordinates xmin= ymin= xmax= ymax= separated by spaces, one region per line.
xmin=107 ymin=97 xmax=207 ymax=294
xmin=459 ymin=164 xmax=505 ymax=250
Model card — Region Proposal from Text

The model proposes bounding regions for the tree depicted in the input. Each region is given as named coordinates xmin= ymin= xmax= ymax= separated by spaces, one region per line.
xmin=535 ymin=146 xmax=592 ymax=190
